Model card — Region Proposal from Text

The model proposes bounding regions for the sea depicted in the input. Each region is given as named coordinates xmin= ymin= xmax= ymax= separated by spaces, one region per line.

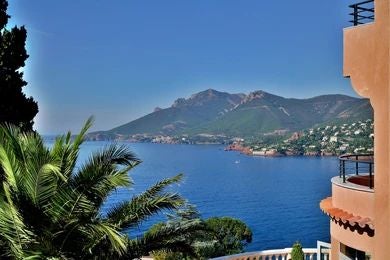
xmin=50 ymin=141 xmax=337 ymax=252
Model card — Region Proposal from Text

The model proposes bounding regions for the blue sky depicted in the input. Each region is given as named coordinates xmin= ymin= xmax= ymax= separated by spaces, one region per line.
xmin=9 ymin=1 xmax=359 ymax=134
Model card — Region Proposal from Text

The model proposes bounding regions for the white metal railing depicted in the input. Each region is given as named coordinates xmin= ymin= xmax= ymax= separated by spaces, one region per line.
xmin=141 ymin=242 xmax=331 ymax=260
xmin=211 ymin=241 xmax=331 ymax=260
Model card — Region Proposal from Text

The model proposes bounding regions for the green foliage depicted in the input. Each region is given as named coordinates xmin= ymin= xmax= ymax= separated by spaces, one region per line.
xmin=0 ymin=118 xmax=195 ymax=259
xmin=145 ymin=206 xmax=253 ymax=259
xmin=144 ymin=205 xmax=207 ymax=259
xmin=152 ymin=250 xmax=187 ymax=260
xmin=291 ymin=241 xmax=304 ymax=260
xmin=0 ymin=0 xmax=38 ymax=131
xmin=203 ymin=217 xmax=252 ymax=257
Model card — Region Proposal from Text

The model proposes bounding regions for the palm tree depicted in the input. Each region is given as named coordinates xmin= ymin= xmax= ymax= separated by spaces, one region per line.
xmin=0 ymin=118 xmax=197 ymax=259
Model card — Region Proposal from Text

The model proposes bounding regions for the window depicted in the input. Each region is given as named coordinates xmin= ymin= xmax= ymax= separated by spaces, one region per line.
xmin=340 ymin=243 xmax=371 ymax=260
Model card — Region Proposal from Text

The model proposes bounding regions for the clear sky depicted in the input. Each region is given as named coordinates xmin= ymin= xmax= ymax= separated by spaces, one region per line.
xmin=9 ymin=0 xmax=360 ymax=134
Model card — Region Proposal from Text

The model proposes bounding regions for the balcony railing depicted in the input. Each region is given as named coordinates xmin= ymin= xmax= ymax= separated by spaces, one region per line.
xmin=339 ymin=153 xmax=374 ymax=189
xmin=211 ymin=247 xmax=330 ymax=260
xmin=349 ymin=0 xmax=375 ymax=26
xmin=211 ymin=242 xmax=332 ymax=260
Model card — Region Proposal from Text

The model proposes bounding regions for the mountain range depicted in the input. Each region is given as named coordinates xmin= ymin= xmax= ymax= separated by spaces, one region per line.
xmin=87 ymin=89 xmax=373 ymax=141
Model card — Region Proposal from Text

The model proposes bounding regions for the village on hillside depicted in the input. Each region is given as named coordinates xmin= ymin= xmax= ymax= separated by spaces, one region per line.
xmin=227 ymin=119 xmax=374 ymax=156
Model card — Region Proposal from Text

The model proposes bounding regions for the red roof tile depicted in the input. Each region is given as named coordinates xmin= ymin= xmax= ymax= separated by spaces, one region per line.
xmin=320 ymin=197 xmax=374 ymax=230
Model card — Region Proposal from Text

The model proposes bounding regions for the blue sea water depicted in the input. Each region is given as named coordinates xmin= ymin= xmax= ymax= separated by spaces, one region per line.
xmin=70 ymin=141 xmax=336 ymax=252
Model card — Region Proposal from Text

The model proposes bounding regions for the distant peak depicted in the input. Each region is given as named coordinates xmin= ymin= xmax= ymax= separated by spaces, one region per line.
xmin=241 ymin=90 xmax=268 ymax=103
xmin=186 ymin=89 xmax=224 ymax=103
xmin=154 ymin=107 xmax=163 ymax=112
xmin=190 ymin=89 xmax=220 ymax=98
xmin=172 ymin=98 xmax=186 ymax=108
xmin=251 ymin=90 xmax=264 ymax=95
xmin=170 ymin=89 xmax=242 ymax=108
xmin=251 ymin=90 xmax=270 ymax=96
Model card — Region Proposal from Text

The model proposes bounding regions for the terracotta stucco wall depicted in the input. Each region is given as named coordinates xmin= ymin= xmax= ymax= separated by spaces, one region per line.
xmin=332 ymin=183 xmax=374 ymax=219
xmin=331 ymin=221 xmax=374 ymax=254
xmin=343 ymin=0 xmax=390 ymax=259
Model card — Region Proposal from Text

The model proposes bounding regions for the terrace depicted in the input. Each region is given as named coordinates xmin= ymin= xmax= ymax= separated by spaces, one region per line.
xmin=339 ymin=154 xmax=374 ymax=189
xmin=320 ymin=153 xmax=375 ymax=258
xmin=321 ymin=154 xmax=375 ymax=235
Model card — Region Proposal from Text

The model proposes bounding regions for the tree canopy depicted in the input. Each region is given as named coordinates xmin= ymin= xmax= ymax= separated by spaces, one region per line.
xmin=148 ymin=207 xmax=253 ymax=259
xmin=0 ymin=0 xmax=38 ymax=131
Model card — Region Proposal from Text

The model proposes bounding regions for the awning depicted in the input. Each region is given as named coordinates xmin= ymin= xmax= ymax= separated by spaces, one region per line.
xmin=320 ymin=197 xmax=374 ymax=230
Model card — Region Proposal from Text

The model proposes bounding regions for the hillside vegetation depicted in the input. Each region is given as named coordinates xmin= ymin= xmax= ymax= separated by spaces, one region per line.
xmin=88 ymin=89 xmax=373 ymax=143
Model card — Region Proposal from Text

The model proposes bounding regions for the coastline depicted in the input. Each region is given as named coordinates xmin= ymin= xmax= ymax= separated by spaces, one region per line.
xmin=224 ymin=143 xmax=339 ymax=157
xmin=83 ymin=138 xmax=351 ymax=158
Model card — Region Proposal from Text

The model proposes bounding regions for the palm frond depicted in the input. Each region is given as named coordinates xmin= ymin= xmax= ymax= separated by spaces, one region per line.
xmin=0 ymin=145 xmax=20 ymax=192
xmin=0 ymin=125 xmax=26 ymax=163
xmin=50 ymin=136 xmax=74 ymax=180
xmin=72 ymin=116 xmax=94 ymax=149
xmin=127 ymin=218 xmax=204 ymax=258
xmin=81 ymin=221 xmax=127 ymax=256
xmin=106 ymin=174 xmax=185 ymax=229
xmin=46 ymin=187 xmax=95 ymax=223
xmin=70 ymin=143 xmax=140 ymax=207
xmin=50 ymin=117 xmax=94 ymax=179
xmin=0 ymin=183 xmax=36 ymax=259
xmin=0 ymin=127 xmax=65 ymax=207
xmin=24 ymin=162 xmax=63 ymax=206
xmin=138 ymin=174 xmax=183 ymax=199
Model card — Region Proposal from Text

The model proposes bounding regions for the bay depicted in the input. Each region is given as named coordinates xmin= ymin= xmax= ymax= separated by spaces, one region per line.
xmin=64 ymin=141 xmax=336 ymax=252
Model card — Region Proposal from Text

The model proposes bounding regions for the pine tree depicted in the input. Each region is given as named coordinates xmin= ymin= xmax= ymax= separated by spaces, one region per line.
xmin=0 ymin=0 xmax=38 ymax=131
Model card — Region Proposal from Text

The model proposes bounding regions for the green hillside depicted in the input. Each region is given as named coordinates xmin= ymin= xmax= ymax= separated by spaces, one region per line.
xmin=88 ymin=89 xmax=373 ymax=141
xmin=194 ymin=91 xmax=373 ymax=136
xmin=93 ymin=89 xmax=244 ymax=136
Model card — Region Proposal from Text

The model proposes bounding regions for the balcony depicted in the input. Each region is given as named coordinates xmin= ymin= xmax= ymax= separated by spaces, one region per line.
xmin=320 ymin=154 xmax=375 ymax=254
xmin=322 ymin=154 xmax=374 ymax=230
xmin=339 ymin=154 xmax=374 ymax=189
xmin=349 ymin=0 xmax=375 ymax=26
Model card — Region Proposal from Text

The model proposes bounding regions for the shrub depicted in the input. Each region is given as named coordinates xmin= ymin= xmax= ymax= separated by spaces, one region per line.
xmin=291 ymin=241 xmax=304 ymax=260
